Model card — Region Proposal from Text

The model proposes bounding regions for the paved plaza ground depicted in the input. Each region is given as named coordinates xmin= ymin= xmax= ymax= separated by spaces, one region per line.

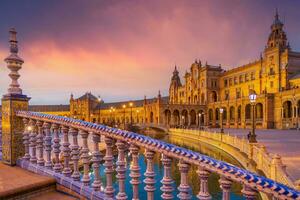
xmin=208 ymin=128 xmax=300 ymax=182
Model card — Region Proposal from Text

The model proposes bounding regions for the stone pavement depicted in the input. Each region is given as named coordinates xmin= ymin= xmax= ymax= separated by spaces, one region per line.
xmin=208 ymin=128 xmax=300 ymax=182
xmin=0 ymin=162 xmax=76 ymax=199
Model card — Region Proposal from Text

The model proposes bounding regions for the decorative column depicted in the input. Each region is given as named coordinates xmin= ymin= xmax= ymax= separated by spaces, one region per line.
xmin=91 ymin=132 xmax=102 ymax=191
xmin=80 ymin=130 xmax=90 ymax=186
xmin=196 ymin=167 xmax=211 ymax=200
xmin=36 ymin=120 xmax=44 ymax=166
xmin=103 ymin=136 xmax=115 ymax=198
xmin=70 ymin=128 xmax=80 ymax=181
xmin=62 ymin=126 xmax=71 ymax=177
xmin=29 ymin=119 xmax=37 ymax=164
xmin=116 ymin=140 xmax=127 ymax=200
xmin=160 ymin=154 xmax=174 ymax=200
xmin=43 ymin=122 xmax=52 ymax=169
xmin=144 ymin=149 xmax=156 ymax=200
xmin=241 ymin=185 xmax=257 ymax=200
xmin=1 ymin=28 xmax=30 ymax=165
xmin=219 ymin=177 xmax=232 ymax=200
xmin=52 ymin=123 xmax=62 ymax=172
xmin=22 ymin=118 xmax=30 ymax=160
xmin=129 ymin=144 xmax=141 ymax=200
xmin=177 ymin=160 xmax=191 ymax=200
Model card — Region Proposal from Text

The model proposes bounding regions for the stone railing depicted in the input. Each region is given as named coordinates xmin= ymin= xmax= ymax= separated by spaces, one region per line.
xmin=16 ymin=111 xmax=300 ymax=200
xmin=169 ymin=128 xmax=297 ymax=190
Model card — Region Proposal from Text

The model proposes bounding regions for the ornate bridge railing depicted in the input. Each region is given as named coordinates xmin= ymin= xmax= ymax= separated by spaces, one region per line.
xmin=16 ymin=111 xmax=300 ymax=200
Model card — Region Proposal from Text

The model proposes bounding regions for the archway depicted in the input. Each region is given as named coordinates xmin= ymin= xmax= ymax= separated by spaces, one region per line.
xmin=190 ymin=110 xmax=196 ymax=125
xmin=208 ymin=109 xmax=213 ymax=121
xmin=150 ymin=112 xmax=154 ymax=123
xmin=256 ymin=103 xmax=263 ymax=119
xmin=181 ymin=109 xmax=188 ymax=126
xmin=283 ymin=101 xmax=292 ymax=118
xmin=173 ymin=110 xmax=180 ymax=126
xmin=245 ymin=104 xmax=251 ymax=120
xmin=230 ymin=106 xmax=235 ymax=120
xmin=164 ymin=109 xmax=171 ymax=125
xmin=211 ymin=91 xmax=217 ymax=102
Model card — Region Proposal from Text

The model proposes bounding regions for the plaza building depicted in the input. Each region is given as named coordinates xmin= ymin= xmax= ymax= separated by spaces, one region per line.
xmin=168 ymin=11 xmax=300 ymax=130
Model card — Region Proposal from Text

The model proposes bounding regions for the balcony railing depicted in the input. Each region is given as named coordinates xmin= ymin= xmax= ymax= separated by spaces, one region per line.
xmin=16 ymin=111 xmax=300 ymax=200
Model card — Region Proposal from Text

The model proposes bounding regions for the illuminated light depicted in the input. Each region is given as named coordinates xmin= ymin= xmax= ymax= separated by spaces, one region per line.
xmin=220 ymin=108 xmax=224 ymax=114
xmin=129 ymin=102 xmax=133 ymax=107
xmin=27 ymin=126 xmax=32 ymax=131
xmin=122 ymin=104 xmax=126 ymax=109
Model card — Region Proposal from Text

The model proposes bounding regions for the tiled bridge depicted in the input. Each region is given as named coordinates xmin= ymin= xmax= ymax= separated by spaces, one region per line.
xmin=3 ymin=111 xmax=298 ymax=200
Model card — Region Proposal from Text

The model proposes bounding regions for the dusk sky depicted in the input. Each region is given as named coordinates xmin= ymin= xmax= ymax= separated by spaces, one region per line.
xmin=1 ymin=0 xmax=300 ymax=105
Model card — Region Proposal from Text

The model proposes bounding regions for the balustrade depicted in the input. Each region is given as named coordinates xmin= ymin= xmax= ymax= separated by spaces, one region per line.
xmin=16 ymin=111 xmax=300 ymax=200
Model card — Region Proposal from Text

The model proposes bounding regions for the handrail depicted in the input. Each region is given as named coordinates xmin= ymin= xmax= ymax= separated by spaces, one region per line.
xmin=16 ymin=111 xmax=300 ymax=200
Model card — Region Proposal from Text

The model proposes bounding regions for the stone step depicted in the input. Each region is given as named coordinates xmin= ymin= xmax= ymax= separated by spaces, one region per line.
xmin=0 ymin=162 xmax=76 ymax=199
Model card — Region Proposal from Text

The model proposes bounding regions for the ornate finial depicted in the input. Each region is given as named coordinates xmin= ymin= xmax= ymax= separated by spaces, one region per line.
xmin=70 ymin=93 xmax=74 ymax=100
xmin=195 ymin=59 xmax=198 ymax=64
xmin=198 ymin=59 xmax=202 ymax=66
xmin=4 ymin=28 xmax=24 ymax=95
xmin=158 ymin=90 xmax=161 ymax=97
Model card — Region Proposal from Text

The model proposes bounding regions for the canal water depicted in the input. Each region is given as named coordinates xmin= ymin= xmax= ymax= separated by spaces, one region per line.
xmin=83 ymin=129 xmax=247 ymax=199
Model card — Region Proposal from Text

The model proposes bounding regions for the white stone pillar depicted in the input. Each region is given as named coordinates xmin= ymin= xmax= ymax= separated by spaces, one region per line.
xmin=196 ymin=167 xmax=211 ymax=200
xmin=62 ymin=126 xmax=71 ymax=177
xmin=116 ymin=140 xmax=127 ymax=200
xmin=36 ymin=120 xmax=44 ymax=166
xmin=160 ymin=154 xmax=174 ymax=200
xmin=130 ymin=144 xmax=141 ymax=200
xmin=219 ymin=177 xmax=232 ymax=200
xmin=43 ymin=122 xmax=52 ymax=169
xmin=29 ymin=119 xmax=37 ymax=164
xmin=91 ymin=133 xmax=102 ymax=191
xmin=144 ymin=149 xmax=156 ymax=200
xmin=80 ymin=130 xmax=90 ymax=186
xmin=70 ymin=128 xmax=80 ymax=181
xmin=52 ymin=123 xmax=62 ymax=172
xmin=177 ymin=160 xmax=191 ymax=200
xmin=104 ymin=136 xmax=115 ymax=198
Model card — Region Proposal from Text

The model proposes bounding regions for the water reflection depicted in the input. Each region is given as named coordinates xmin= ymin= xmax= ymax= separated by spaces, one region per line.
xmin=82 ymin=131 xmax=246 ymax=199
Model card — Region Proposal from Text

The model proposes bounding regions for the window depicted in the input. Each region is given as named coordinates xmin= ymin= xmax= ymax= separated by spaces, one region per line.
xmin=270 ymin=81 xmax=274 ymax=88
xmin=234 ymin=77 xmax=238 ymax=85
xmin=245 ymin=73 xmax=249 ymax=82
xmin=239 ymin=75 xmax=243 ymax=83
xmin=251 ymin=72 xmax=255 ymax=80
xmin=229 ymin=78 xmax=232 ymax=86
xmin=270 ymin=67 xmax=275 ymax=75
xmin=224 ymin=79 xmax=228 ymax=87
xmin=236 ymin=89 xmax=241 ymax=99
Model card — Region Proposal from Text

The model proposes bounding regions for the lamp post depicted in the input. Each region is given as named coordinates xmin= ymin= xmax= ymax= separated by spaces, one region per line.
xmin=220 ymin=108 xmax=224 ymax=133
xmin=122 ymin=104 xmax=126 ymax=128
xmin=198 ymin=113 xmax=202 ymax=129
xmin=129 ymin=102 xmax=133 ymax=125
xmin=249 ymin=91 xmax=257 ymax=143
xmin=97 ymin=96 xmax=102 ymax=123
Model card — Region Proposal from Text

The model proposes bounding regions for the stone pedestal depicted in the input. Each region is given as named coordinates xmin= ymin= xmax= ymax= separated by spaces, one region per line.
xmin=1 ymin=93 xmax=30 ymax=165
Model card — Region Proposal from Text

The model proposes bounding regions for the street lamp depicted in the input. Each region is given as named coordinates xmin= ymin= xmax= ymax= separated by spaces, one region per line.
xmin=129 ymin=102 xmax=133 ymax=125
xmin=198 ymin=113 xmax=202 ymax=129
xmin=249 ymin=90 xmax=257 ymax=143
xmin=97 ymin=96 xmax=102 ymax=123
xmin=122 ymin=104 xmax=126 ymax=128
xmin=220 ymin=108 xmax=224 ymax=133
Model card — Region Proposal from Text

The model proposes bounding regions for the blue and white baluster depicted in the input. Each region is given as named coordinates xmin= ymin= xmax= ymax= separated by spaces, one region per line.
xmin=219 ymin=177 xmax=232 ymax=200
xmin=104 ymin=136 xmax=115 ymax=198
xmin=91 ymin=132 xmax=102 ymax=191
xmin=80 ymin=130 xmax=90 ymax=186
xmin=197 ymin=167 xmax=211 ymax=200
xmin=43 ymin=122 xmax=52 ymax=169
xmin=70 ymin=127 xmax=80 ymax=181
xmin=178 ymin=160 xmax=191 ymax=200
xmin=242 ymin=185 xmax=257 ymax=200
xmin=22 ymin=118 xmax=30 ymax=160
xmin=130 ymin=144 xmax=140 ymax=200
xmin=62 ymin=126 xmax=72 ymax=177
xmin=116 ymin=140 xmax=127 ymax=200
xmin=160 ymin=154 xmax=174 ymax=200
xmin=29 ymin=119 xmax=37 ymax=164
xmin=52 ymin=123 xmax=62 ymax=172
xmin=144 ymin=149 xmax=156 ymax=200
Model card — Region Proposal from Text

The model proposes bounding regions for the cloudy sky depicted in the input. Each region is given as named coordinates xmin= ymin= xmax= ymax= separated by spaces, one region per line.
xmin=0 ymin=0 xmax=300 ymax=104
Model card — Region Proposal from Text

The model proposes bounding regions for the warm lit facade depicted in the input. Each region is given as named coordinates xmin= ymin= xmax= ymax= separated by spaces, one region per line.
xmin=169 ymin=12 xmax=300 ymax=129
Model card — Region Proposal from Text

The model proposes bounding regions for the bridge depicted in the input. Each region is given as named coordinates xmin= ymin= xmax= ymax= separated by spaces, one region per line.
xmin=1 ymin=29 xmax=300 ymax=200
